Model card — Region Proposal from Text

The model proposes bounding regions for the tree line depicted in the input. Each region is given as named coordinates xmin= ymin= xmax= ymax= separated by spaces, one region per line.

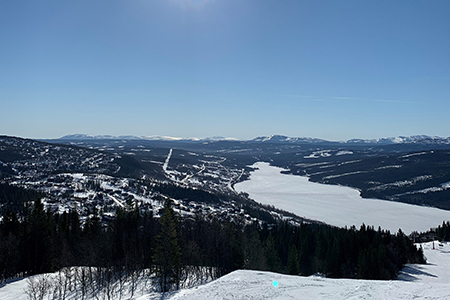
xmin=419 ymin=221 xmax=450 ymax=242
xmin=0 ymin=183 xmax=43 ymax=214
xmin=0 ymin=198 xmax=426 ymax=293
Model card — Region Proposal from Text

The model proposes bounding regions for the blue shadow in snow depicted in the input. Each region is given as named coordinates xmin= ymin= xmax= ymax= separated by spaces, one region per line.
xmin=398 ymin=264 xmax=438 ymax=282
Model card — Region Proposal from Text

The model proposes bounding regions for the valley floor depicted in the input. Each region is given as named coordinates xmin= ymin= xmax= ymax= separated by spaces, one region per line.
xmin=1 ymin=242 xmax=450 ymax=300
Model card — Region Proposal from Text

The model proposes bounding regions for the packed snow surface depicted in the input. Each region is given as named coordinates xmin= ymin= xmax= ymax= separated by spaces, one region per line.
xmin=234 ymin=162 xmax=450 ymax=233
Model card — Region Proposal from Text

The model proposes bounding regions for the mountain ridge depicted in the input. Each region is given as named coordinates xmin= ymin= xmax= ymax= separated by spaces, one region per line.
xmin=58 ymin=133 xmax=450 ymax=145
xmin=59 ymin=134 xmax=239 ymax=142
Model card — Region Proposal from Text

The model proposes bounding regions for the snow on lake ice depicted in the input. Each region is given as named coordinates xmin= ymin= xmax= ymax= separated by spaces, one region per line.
xmin=234 ymin=162 xmax=450 ymax=233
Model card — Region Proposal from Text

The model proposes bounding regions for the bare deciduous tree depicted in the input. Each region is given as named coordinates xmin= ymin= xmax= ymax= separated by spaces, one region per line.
xmin=25 ymin=274 xmax=51 ymax=300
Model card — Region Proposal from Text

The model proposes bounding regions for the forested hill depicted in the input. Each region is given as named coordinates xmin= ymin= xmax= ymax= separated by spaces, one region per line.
xmin=0 ymin=198 xmax=425 ymax=290
xmin=49 ymin=134 xmax=450 ymax=210
xmin=0 ymin=136 xmax=307 ymax=225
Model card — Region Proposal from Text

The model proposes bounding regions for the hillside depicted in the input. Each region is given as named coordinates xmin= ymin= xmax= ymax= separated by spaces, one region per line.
xmin=0 ymin=241 xmax=446 ymax=300
xmin=0 ymin=135 xmax=307 ymax=224
xmin=168 ymin=241 xmax=450 ymax=300
xmin=50 ymin=134 xmax=450 ymax=210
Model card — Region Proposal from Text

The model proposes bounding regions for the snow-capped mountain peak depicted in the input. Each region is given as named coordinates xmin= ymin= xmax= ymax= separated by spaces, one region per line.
xmin=251 ymin=135 xmax=329 ymax=144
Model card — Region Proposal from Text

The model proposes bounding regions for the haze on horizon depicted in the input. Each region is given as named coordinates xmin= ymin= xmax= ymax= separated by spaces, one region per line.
xmin=1 ymin=0 xmax=449 ymax=141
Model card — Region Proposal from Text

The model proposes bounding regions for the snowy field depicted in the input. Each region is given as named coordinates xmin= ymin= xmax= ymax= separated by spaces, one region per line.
xmin=235 ymin=162 xmax=450 ymax=234
xmin=2 ymin=242 xmax=450 ymax=299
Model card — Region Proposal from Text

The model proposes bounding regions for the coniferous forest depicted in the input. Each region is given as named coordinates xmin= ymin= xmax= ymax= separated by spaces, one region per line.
xmin=0 ymin=184 xmax=426 ymax=293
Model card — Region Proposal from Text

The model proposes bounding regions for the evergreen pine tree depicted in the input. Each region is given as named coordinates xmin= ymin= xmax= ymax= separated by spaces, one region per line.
xmin=152 ymin=199 xmax=182 ymax=292
xmin=244 ymin=228 xmax=265 ymax=270
xmin=0 ymin=210 xmax=21 ymax=280
xmin=264 ymin=234 xmax=281 ymax=272
xmin=357 ymin=250 xmax=367 ymax=279
xmin=287 ymin=244 xmax=300 ymax=275
xmin=22 ymin=199 xmax=54 ymax=275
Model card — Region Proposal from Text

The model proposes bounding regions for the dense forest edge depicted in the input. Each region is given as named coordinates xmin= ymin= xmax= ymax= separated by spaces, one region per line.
xmin=0 ymin=183 xmax=426 ymax=296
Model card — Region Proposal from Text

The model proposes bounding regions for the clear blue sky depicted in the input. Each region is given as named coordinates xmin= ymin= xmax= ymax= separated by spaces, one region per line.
xmin=1 ymin=0 xmax=449 ymax=140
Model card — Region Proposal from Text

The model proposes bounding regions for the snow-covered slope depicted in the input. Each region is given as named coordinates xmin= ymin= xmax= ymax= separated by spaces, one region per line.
xmin=166 ymin=241 xmax=450 ymax=300
xmin=235 ymin=162 xmax=450 ymax=233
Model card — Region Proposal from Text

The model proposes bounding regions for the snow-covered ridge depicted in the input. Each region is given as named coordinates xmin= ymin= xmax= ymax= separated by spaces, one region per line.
xmin=251 ymin=135 xmax=329 ymax=144
xmin=59 ymin=134 xmax=240 ymax=142
xmin=59 ymin=134 xmax=450 ymax=145
xmin=253 ymin=134 xmax=450 ymax=145
xmin=345 ymin=135 xmax=449 ymax=145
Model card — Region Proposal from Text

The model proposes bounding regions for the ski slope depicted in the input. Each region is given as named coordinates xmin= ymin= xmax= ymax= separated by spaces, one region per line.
xmin=235 ymin=162 xmax=450 ymax=233
xmin=166 ymin=242 xmax=450 ymax=300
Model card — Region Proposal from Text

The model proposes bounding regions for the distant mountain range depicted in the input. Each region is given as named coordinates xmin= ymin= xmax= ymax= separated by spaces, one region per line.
xmin=59 ymin=134 xmax=450 ymax=145
xmin=345 ymin=135 xmax=450 ymax=145
xmin=59 ymin=134 xmax=238 ymax=142
xmin=253 ymin=134 xmax=450 ymax=145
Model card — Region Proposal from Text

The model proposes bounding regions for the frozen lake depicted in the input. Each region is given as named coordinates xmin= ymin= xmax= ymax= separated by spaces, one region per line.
xmin=235 ymin=162 xmax=450 ymax=233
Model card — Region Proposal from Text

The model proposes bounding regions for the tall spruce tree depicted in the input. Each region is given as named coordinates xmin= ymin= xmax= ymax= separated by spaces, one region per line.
xmin=0 ymin=210 xmax=21 ymax=280
xmin=287 ymin=244 xmax=300 ymax=275
xmin=264 ymin=234 xmax=281 ymax=272
xmin=22 ymin=199 xmax=54 ymax=275
xmin=152 ymin=199 xmax=181 ymax=292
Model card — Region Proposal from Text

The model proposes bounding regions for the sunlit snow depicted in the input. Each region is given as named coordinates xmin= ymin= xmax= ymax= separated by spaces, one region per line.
xmin=170 ymin=242 xmax=450 ymax=300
